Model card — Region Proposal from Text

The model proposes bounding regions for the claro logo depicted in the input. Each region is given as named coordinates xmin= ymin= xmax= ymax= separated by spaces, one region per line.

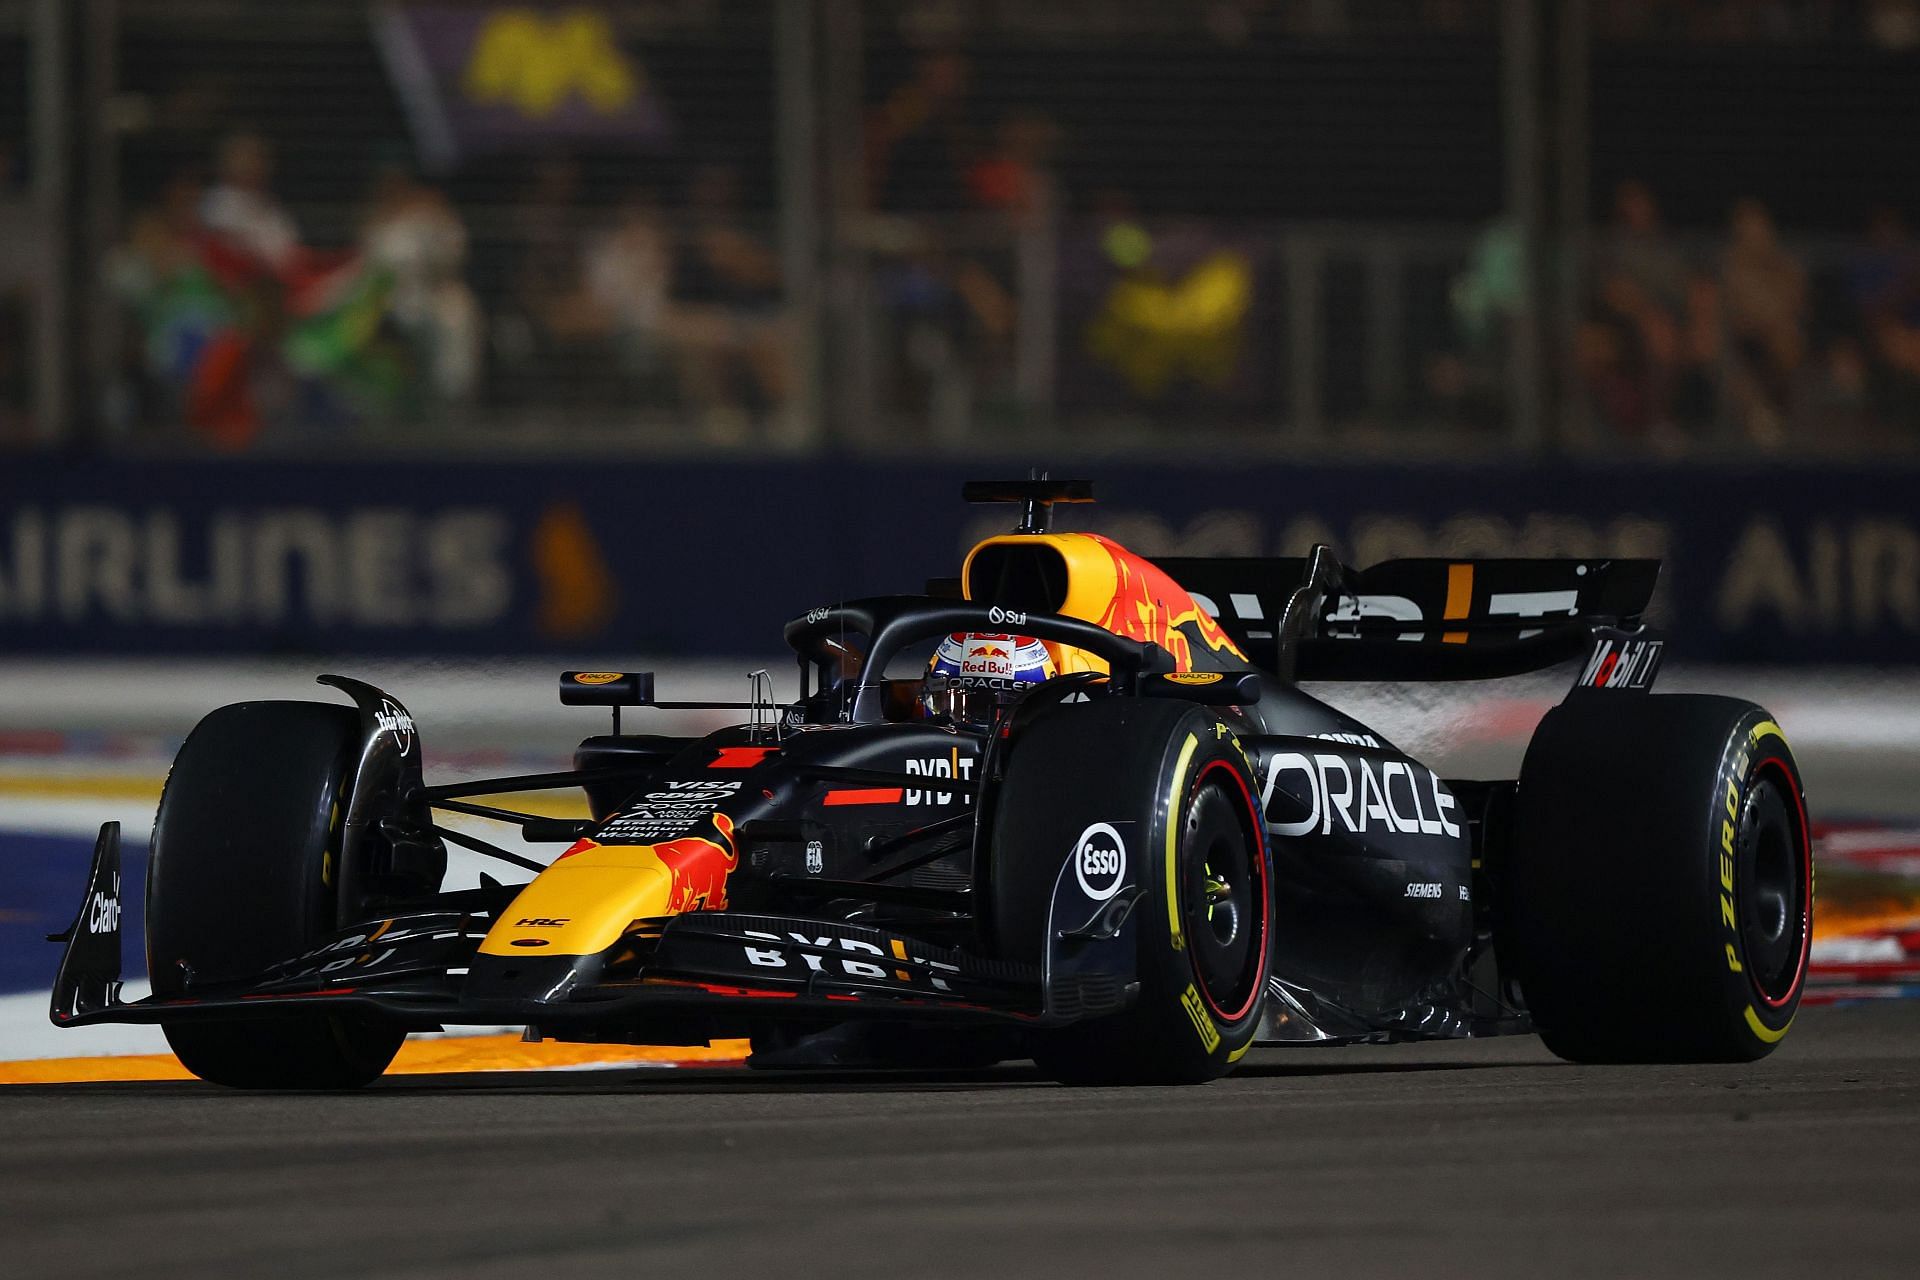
xmin=86 ymin=876 xmax=121 ymax=935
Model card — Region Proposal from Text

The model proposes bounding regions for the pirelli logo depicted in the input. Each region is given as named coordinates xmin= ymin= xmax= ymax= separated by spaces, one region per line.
xmin=1180 ymin=983 xmax=1221 ymax=1053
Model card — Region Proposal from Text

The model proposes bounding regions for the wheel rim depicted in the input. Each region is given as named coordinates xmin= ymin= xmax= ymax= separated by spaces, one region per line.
xmin=1182 ymin=762 xmax=1267 ymax=1022
xmin=1737 ymin=762 xmax=1810 ymax=1008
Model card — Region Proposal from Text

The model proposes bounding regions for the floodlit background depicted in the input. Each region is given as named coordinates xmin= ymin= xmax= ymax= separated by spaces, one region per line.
xmin=4 ymin=0 xmax=1920 ymax=1057
xmin=7 ymin=1 xmax=1920 ymax=453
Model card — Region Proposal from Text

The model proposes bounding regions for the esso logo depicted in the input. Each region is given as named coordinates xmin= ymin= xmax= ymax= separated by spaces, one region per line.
xmin=1073 ymin=822 xmax=1127 ymax=901
xmin=987 ymin=605 xmax=1027 ymax=627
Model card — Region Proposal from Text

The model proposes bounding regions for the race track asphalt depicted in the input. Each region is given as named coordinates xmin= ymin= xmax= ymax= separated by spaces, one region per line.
xmin=4 ymin=1002 xmax=1918 ymax=1280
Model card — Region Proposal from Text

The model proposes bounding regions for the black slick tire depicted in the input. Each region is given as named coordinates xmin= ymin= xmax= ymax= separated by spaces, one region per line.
xmin=1507 ymin=694 xmax=1813 ymax=1063
xmin=148 ymin=701 xmax=406 ymax=1089
xmin=990 ymin=698 xmax=1270 ymax=1084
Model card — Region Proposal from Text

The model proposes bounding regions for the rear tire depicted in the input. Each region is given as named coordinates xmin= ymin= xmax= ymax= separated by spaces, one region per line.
xmin=1507 ymin=695 xmax=1812 ymax=1063
xmin=148 ymin=701 xmax=406 ymax=1089
xmin=991 ymin=698 xmax=1270 ymax=1084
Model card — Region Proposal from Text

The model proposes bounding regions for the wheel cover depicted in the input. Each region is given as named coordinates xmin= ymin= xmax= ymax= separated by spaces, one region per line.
xmin=1182 ymin=761 xmax=1268 ymax=1022
xmin=1737 ymin=760 xmax=1811 ymax=1008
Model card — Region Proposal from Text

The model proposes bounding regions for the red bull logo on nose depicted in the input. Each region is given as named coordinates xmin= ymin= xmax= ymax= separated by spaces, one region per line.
xmin=556 ymin=813 xmax=739 ymax=910
xmin=481 ymin=812 xmax=741 ymax=959
xmin=652 ymin=812 xmax=739 ymax=912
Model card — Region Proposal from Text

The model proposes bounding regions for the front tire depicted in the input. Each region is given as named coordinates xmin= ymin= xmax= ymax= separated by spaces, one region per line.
xmin=148 ymin=701 xmax=406 ymax=1089
xmin=1507 ymin=695 xmax=1813 ymax=1063
xmin=990 ymin=698 xmax=1270 ymax=1084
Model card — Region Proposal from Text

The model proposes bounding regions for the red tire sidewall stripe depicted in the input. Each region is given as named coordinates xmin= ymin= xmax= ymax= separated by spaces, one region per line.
xmin=1190 ymin=757 xmax=1270 ymax=1025
xmin=1752 ymin=753 xmax=1812 ymax=1011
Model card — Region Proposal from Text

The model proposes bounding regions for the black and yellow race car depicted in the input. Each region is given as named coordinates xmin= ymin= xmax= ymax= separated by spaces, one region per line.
xmin=50 ymin=479 xmax=1814 ymax=1086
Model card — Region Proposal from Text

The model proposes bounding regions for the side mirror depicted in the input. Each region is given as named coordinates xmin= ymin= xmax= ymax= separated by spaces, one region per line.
xmin=558 ymin=671 xmax=655 ymax=707
xmin=1142 ymin=670 xmax=1263 ymax=706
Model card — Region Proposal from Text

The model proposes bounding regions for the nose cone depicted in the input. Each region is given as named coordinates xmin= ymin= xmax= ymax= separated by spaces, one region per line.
xmin=464 ymin=852 xmax=678 ymax=1007
xmin=466 ymin=813 xmax=741 ymax=1007
xmin=477 ymin=849 xmax=677 ymax=959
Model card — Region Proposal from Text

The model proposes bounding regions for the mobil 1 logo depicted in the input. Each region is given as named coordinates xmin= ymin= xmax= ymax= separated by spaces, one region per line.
xmin=1073 ymin=822 xmax=1128 ymax=901
xmin=1576 ymin=627 xmax=1665 ymax=693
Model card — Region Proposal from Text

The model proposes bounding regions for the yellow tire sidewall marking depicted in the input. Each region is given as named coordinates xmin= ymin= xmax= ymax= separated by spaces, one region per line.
xmin=1165 ymin=733 xmax=1201 ymax=953
xmin=1745 ymin=1005 xmax=1793 ymax=1044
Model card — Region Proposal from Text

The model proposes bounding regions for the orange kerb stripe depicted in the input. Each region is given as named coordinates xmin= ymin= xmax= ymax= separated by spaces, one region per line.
xmin=1442 ymin=563 xmax=1473 ymax=644
xmin=822 ymin=788 xmax=904 ymax=806
xmin=0 ymin=1035 xmax=750 ymax=1085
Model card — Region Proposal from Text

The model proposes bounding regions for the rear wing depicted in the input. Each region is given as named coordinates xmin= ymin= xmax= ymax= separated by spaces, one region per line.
xmin=1160 ymin=550 xmax=1659 ymax=682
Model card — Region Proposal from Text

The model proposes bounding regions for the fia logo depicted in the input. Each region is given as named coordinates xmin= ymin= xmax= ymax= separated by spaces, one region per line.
xmin=805 ymin=840 xmax=825 ymax=875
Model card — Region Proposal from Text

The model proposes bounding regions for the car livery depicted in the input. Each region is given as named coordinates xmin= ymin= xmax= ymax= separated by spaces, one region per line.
xmin=48 ymin=478 xmax=1814 ymax=1087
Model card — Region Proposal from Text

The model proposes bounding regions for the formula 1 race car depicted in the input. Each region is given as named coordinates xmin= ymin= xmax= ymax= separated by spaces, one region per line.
xmin=49 ymin=479 xmax=1814 ymax=1087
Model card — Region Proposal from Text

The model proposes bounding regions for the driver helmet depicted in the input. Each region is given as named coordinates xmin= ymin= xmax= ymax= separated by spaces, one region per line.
xmin=922 ymin=633 xmax=1056 ymax=724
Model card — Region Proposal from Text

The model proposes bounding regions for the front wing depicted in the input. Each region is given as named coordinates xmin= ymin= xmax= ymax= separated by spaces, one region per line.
xmin=50 ymin=825 xmax=1138 ymax=1036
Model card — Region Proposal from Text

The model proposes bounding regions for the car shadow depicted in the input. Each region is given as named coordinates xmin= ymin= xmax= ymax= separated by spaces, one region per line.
xmin=3 ymin=1054 xmax=1562 ymax=1099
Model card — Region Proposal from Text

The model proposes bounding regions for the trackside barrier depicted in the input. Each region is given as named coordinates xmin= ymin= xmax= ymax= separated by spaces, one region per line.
xmin=1 ymin=456 xmax=1916 ymax=663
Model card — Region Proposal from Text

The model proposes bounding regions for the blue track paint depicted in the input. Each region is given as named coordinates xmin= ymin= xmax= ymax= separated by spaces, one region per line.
xmin=0 ymin=832 xmax=149 ymax=996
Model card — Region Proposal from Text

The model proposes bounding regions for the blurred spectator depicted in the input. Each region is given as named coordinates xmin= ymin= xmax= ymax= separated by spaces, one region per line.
xmin=866 ymin=106 xmax=1053 ymax=437
xmin=360 ymin=164 xmax=483 ymax=405
xmin=1600 ymin=181 xmax=1690 ymax=320
xmin=866 ymin=50 xmax=975 ymax=212
xmin=1449 ymin=217 xmax=1523 ymax=350
xmin=111 ymin=140 xmax=422 ymax=447
xmin=201 ymin=133 xmax=301 ymax=272
xmin=580 ymin=188 xmax=674 ymax=376
xmin=965 ymin=113 xmax=1061 ymax=226
xmin=872 ymin=234 xmax=1015 ymax=438
xmin=109 ymin=172 xmax=260 ymax=445
xmin=1582 ymin=180 xmax=1708 ymax=440
xmin=1429 ymin=218 xmax=1521 ymax=430
xmin=1720 ymin=198 xmax=1807 ymax=445
xmin=1868 ymin=0 xmax=1920 ymax=49
xmin=1848 ymin=206 xmax=1920 ymax=324
xmin=1083 ymin=193 xmax=1254 ymax=401
xmin=182 ymin=132 xmax=402 ymax=436
xmin=507 ymin=156 xmax=592 ymax=352
xmin=667 ymin=162 xmax=791 ymax=439
xmin=1847 ymin=206 xmax=1920 ymax=426
xmin=1805 ymin=335 xmax=1876 ymax=441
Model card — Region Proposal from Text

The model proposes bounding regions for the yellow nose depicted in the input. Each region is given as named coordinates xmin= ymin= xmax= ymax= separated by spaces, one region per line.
xmin=476 ymin=844 xmax=677 ymax=959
